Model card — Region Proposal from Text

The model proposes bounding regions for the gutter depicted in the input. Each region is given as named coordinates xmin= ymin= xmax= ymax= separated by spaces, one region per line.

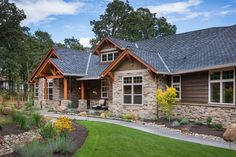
xmin=76 ymin=77 xmax=100 ymax=80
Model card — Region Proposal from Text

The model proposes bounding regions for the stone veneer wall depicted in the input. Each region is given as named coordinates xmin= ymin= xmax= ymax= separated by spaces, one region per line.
xmin=109 ymin=69 xmax=157 ymax=119
xmin=173 ymin=104 xmax=236 ymax=127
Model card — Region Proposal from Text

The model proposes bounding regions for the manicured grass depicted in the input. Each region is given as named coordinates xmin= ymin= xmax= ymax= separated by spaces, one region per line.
xmin=73 ymin=121 xmax=236 ymax=157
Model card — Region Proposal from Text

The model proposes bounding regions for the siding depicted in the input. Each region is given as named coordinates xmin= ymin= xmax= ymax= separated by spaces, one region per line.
xmin=115 ymin=58 xmax=146 ymax=71
xmin=180 ymin=71 xmax=208 ymax=104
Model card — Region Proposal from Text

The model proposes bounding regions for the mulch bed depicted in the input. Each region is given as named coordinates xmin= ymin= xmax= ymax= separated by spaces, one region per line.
xmin=1 ymin=123 xmax=88 ymax=157
xmin=0 ymin=124 xmax=26 ymax=136
xmin=145 ymin=118 xmax=225 ymax=138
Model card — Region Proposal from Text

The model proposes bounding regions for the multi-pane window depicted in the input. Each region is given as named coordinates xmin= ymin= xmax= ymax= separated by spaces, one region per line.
xmin=101 ymin=52 xmax=119 ymax=62
xmin=172 ymin=76 xmax=181 ymax=99
xmin=209 ymin=69 xmax=234 ymax=104
xmin=123 ymin=76 xmax=142 ymax=105
xmin=34 ymin=82 xmax=39 ymax=97
xmin=101 ymin=80 xmax=108 ymax=98
xmin=48 ymin=79 xmax=53 ymax=100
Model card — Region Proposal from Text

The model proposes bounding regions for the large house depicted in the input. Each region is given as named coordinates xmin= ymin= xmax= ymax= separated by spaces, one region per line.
xmin=29 ymin=25 xmax=236 ymax=127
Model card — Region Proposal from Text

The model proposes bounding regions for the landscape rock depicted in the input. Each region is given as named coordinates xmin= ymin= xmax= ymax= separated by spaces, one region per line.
xmin=223 ymin=123 xmax=236 ymax=143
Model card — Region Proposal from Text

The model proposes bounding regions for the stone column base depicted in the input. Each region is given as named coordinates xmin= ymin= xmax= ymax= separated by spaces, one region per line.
xmin=58 ymin=100 xmax=71 ymax=112
xmin=78 ymin=99 xmax=87 ymax=111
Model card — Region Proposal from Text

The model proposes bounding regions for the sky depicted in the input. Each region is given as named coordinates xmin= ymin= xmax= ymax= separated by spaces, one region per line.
xmin=10 ymin=0 xmax=236 ymax=47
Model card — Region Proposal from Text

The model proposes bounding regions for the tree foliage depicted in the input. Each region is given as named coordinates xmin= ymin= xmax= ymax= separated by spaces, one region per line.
xmin=90 ymin=0 xmax=176 ymax=46
xmin=55 ymin=36 xmax=85 ymax=51
xmin=156 ymin=87 xmax=177 ymax=123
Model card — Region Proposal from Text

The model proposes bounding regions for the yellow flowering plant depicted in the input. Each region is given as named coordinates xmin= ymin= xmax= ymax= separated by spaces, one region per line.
xmin=156 ymin=87 xmax=177 ymax=123
xmin=54 ymin=116 xmax=74 ymax=136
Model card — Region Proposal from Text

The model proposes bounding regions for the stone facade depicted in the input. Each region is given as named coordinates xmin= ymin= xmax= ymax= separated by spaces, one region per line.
xmin=109 ymin=69 xmax=158 ymax=119
xmin=174 ymin=104 xmax=236 ymax=127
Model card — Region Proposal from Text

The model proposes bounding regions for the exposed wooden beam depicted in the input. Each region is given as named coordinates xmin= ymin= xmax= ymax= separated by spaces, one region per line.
xmin=64 ymin=77 xmax=68 ymax=100
xmin=108 ymin=72 xmax=114 ymax=82
xmin=127 ymin=54 xmax=133 ymax=63
xmin=44 ymin=78 xmax=48 ymax=100
xmin=46 ymin=75 xmax=64 ymax=79
xmin=81 ymin=80 xmax=85 ymax=99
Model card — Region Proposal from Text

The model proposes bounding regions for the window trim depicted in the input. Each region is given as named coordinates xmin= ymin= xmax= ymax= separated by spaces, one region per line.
xmin=100 ymin=51 xmax=119 ymax=63
xmin=171 ymin=75 xmax=181 ymax=100
xmin=122 ymin=76 xmax=143 ymax=105
xmin=34 ymin=82 xmax=39 ymax=97
xmin=208 ymin=68 xmax=235 ymax=105
xmin=101 ymin=79 xmax=109 ymax=99
xmin=47 ymin=79 xmax=53 ymax=100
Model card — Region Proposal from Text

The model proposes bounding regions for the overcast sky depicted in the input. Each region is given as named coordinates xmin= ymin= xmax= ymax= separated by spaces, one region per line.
xmin=10 ymin=0 xmax=236 ymax=47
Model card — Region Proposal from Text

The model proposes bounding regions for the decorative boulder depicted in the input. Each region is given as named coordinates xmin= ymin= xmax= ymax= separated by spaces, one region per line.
xmin=223 ymin=123 xmax=236 ymax=143
xmin=79 ymin=111 xmax=87 ymax=117
xmin=57 ymin=106 xmax=67 ymax=112
xmin=1 ymin=107 xmax=11 ymax=115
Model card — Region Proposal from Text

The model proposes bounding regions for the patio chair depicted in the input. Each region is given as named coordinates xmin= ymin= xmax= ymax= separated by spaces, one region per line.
xmin=92 ymin=99 xmax=108 ymax=110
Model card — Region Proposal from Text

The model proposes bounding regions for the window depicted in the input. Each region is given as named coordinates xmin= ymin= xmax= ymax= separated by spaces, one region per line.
xmin=48 ymin=79 xmax=53 ymax=100
xmin=100 ymin=51 xmax=119 ymax=62
xmin=123 ymin=76 xmax=142 ymax=105
xmin=209 ymin=69 xmax=234 ymax=104
xmin=101 ymin=80 xmax=109 ymax=98
xmin=34 ymin=82 xmax=39 ymax=97
xmin=171 ymin=76 xmax=181 ymax=99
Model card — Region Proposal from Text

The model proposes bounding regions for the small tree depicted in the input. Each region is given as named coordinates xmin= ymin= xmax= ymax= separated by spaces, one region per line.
xmin=156 ymin=87 xmax=177 ymax=123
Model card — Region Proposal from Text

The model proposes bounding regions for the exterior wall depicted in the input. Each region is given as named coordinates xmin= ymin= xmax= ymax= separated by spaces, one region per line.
xmin=172 ymin=69 xmax=236 ymax=127
xmin=110 ymin=69 xmax=158 ymax=119
xmin=174 ymin=104 xmax=236 ymax=127
xmin=180 ymin=71 xmax=208 ymax=103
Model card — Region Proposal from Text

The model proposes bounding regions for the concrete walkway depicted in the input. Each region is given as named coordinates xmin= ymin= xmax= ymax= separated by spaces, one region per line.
xmin=41 ymin=111 xmax=236 ymax=151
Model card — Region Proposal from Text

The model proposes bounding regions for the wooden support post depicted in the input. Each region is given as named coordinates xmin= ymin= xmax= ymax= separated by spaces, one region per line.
xmin=44 ymin=78 xmax=48 ymax=99
xmin=64 ymin=77 xmax=68 ymax=100
xmin=81 ymin=80 xmax=85 ymax=99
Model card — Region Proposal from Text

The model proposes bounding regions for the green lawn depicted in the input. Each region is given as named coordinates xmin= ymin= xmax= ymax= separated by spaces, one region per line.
xmin=73 ymin=121 xmax=236 ymax=157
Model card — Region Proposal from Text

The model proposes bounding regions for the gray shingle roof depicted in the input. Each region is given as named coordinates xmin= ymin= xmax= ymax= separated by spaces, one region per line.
xmin=50 ymin=25 xmax=236 ymax=78
xmin=117 ymin=25 xmax=236 ymax=73
xmin=50 ymin=49 xmax=90 ymax=76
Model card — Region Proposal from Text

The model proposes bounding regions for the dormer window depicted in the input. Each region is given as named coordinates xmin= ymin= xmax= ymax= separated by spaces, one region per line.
xmin=101 ymin=52 xmax=119 ymax=63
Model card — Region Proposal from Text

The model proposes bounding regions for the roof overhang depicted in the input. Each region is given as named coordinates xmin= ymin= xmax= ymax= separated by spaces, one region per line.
xmin=174 ymin=63 xmax=236 ymax=74
xmin=29 ymin=49 xmax=62 ymax=83
xmin=100 ymin=48 xmax=157 ymax=78
xmin=93 ymin=37 xmax=123 ymax=55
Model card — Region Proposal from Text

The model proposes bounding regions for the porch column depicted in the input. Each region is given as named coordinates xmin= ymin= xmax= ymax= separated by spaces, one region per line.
xmin=44 ymin=78 xmax=48 ymax=99
xmin=64 ymin=77 xmax=68 ymax=100
xmin=81 ymin=80 xmax=85 ymax=99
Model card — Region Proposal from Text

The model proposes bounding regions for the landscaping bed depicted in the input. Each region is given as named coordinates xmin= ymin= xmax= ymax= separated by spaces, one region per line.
xmin=145 ymin=117 xmax=225 ymax=138
xmin=2 ymin=123 xmax=88 ymax=157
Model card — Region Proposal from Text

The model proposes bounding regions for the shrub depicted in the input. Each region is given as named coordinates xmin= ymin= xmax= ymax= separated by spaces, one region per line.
xmin=211 ymin=122 xmax=223 ymax=131
xmin=49 ymin=136 xmax=74 ymax=154
xmin=156 ymin=87 xmax=177 ymax=123
xmin=11 ymin=111 xmax=29 ymax=130
xmin=30 ymin=112 xmax=43 ymax=128
xmin=172 ymin=120 xmax=180 ymax=127
xmin=40 ymin=123 xmax=57 ymax=139
xmin=2 ymin=107 xmax=11 ymax=115
xmin=100 ymin=111 xmax=111 ymax=118
xmin=14 ymin=140 xmax=53 ymax=157
xmin=54 ymin=116 xmax=74 ymax=136
xmin=179 ymin=117 xmax=189 ymax=125
xmin=120 ymin=114 xmax=132 ymax=121
xmin=207 ymin=117 xmax=212 ymax=126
